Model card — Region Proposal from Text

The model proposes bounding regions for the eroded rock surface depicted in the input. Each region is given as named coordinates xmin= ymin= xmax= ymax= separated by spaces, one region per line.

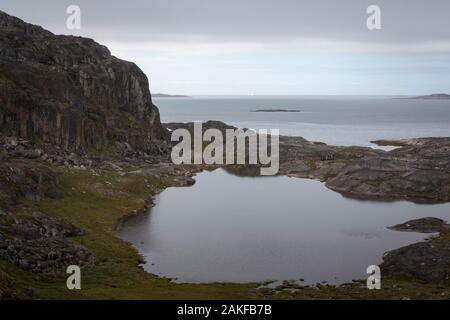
xmin=0 ymin=158 xmax=61 ymax=206
xmin=0 ymin=212 xmax=95 ymax=274
xmin=0 ymin=10 xmax=167 ymax=155
xmin=381 ymin=240 xmax=450 ymax=282
xmin=165 ymin=121 xmax=450 ymax=203
xmin=381 ymin=217 xmax=450 ymax=283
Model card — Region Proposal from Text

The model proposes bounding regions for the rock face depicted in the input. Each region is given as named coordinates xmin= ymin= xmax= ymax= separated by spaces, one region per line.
xmin=0 ymin=10 xmax=166 ymax=154
xmin=0 ymin=211 xmax=95 ymax=274
xmin=381 ymin=240 xmax=450 ymax=282
xmin=0 ymin=158 xmax=61 ymax=207
xmin=381 ymin=217 xmax=450 ymax=282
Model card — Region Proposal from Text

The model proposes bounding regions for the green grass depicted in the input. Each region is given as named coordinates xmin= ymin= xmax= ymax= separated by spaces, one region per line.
xmin=18 ymin=167 xmax=261 ymax=299
xmin=1 ymin=163 xmax=450 ymax=299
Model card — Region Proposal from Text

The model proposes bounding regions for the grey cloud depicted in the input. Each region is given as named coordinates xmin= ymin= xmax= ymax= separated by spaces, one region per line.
xmin=1 ymin=0 xmax=450 ymax=51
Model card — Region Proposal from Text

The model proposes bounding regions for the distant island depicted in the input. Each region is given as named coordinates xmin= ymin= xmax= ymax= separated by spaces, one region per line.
xmin=403 ymin=93 xmax=450 ymax=100
xmin=252 ymin=109 xmax=301 ymax=113
xmin=153 ymin=93 xmax=191 ymax=98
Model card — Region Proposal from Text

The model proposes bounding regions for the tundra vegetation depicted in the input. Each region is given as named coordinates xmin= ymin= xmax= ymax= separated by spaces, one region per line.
xmin=0 ymin=10 xmax=449 ymax=300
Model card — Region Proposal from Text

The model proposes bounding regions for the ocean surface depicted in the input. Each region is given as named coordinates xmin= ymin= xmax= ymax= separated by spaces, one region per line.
xmin=156 ymin=95 xmax=450 ymax=148
xmin=118 ymin=169 xmax=450 ymax=284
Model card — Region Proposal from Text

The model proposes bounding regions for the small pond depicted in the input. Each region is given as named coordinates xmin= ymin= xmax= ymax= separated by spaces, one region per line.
xmin=118 ymin=169 xmax=450 ymax=284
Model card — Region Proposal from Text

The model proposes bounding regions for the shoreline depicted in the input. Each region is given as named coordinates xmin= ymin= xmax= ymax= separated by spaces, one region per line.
xmin=1 ymin=123 xmax=450 ymax=299
xmin=116 ymin=166 xmax=449 ymax=288
xmin=1 ymin=9 xmax=449 ymax=300
xmin=166 ymin=121 xmax=450 ymax=204
xmin=112 ymin=164 xmax=450 ymax=298
xmin=1 ymin=143 xmax=450 ymax=299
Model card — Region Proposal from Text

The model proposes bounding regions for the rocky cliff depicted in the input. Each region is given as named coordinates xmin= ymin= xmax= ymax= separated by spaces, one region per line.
xmin=0 ymin=10 xmax=166 ymax=155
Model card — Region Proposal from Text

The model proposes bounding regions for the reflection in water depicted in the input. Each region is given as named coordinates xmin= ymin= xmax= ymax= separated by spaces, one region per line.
xmin=118 ymin=169 xmax=450 ymax=284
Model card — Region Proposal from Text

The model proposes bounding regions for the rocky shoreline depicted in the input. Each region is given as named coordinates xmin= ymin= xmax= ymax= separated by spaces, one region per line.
xmin=166 ymin=121 xmax=450 ymax=203
xmin=1 ymin=10 xmax=449 ymax=299
xmin=2 ymin=129 xmax=449 ymax=284
xmin=382 ymin=218 xmax=450 ymax=282
xmin=280 ymin=135 xmax=450 ymax=203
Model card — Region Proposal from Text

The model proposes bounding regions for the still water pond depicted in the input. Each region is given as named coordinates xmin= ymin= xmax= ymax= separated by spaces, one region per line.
xmin=118 ymin=169 xmax=450 ymax=284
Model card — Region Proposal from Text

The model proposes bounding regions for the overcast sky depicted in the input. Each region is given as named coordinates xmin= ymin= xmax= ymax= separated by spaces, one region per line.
xmin=2 ymin=0 xmax=450 ymax=95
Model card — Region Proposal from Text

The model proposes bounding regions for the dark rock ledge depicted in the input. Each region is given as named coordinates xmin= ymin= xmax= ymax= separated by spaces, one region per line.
xmin=166 ymin=121 xmax=450 ymax=204
xmin=0 ymin=212 xmax=95 ymax=274
xmin=381 ymin=218 xmax=450 ymax=283
xmin=388 ymin=217 xmax=449 ymax=233
xmin=0 ymin=153 xmax=96 ymax=275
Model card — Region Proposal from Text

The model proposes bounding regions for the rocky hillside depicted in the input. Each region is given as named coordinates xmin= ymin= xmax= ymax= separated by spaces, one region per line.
xmin=0 ymin=10 xmax=166 ymax=155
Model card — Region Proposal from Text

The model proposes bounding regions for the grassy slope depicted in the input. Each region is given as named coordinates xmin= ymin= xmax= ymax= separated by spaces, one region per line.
xmin=22 ymin=168 xmax=260 ymax=299
xmin=1 ymin=162 xmax=449 ymax=300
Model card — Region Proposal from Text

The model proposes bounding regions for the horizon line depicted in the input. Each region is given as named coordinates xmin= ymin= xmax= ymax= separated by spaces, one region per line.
xmin=152 ymin=93 xmax=445 ymax=97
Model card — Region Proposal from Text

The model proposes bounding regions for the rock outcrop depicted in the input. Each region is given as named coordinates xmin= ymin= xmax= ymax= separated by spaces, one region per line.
xmin=0 ymin=211 xmax=95 ymax=274
xmin=278 ymin=136 xmax=450 ymax=203
xmin=0 ymin=157 xmax=61 ymax=207
xmin=381 ymin=239 xmax=450 ymax=282
xmin=388 ymin=217 xmax=449 ymax=233
xmin=0 ymin=10 xmax=166 ymax=155
xmin=381 ymin=217 xmax=450 ymax=282
xmin=166 ymin=121 xmax=450 ymax=203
